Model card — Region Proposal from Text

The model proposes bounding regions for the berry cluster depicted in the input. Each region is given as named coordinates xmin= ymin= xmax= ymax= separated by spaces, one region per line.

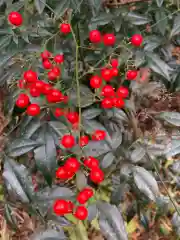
xmin=55 ymin=156 xmax=102 ymax=220
xmin=15 ymin=50 xmax=67 ymax=116
xmin=8 ymin=12 xmax=144 ymax=222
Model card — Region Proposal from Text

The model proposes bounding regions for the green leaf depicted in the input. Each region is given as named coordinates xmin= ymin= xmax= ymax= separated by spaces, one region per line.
xmin=158 ymin=111 xmax=180 ymax=127
xmin=110 ymin=130 xmax=122 ymax=150
xmin=156 ymin=0 xmax=164 ymax=7
xmin=89 ymin=12 xmax=113 ymax=29
xmin=99 ymin=217 xmax=118 ymax=240
xmin=3 ymin=157 xmax=34 ymax=203
xmin=20 ymin=117 xmax=41 ymax=138
xmin=34 ymin=126 xmax=57 ymax=185
xmin=31 ymin=229 xmax=66 ymax=240
xmin=6 ymin=139 xmax=41 ymax=157
xmin=170 ymin=14 xmax=180 ymax=37
xmin=126 ymin=12 xmax=150 ymax=25
xmin=82 ymin=108 xmax=102 ymax=120
xmin=133 ymin=166 xmax=159 ymax=201
xmin=34 ymin=0 xmax=46 ymax=14
xmin=76 ymin=171 xmax=87 ymax=191
xmin=165 ymin=140 xmax=180 ymax=158
xmin=155 ymin=10 xmax=167 ymax=35
xmin=0 ymin=35 xmax=12 ymax=51
xmin=48 ymin=121 xmax=69 ymax=137
xmin=36 ymin=186 xmax=74 ymax=201
xmin=83 ymin=140 xmax=110 ymax=157
xmin=69 ymin=85 xmax=94 ymax=108
xmin=97 ymin=202 xmax=128 ymax=240
xmin=144 ymin=35 xmax=162 ymax=51
xmin=146 ymin=53 xmax=172 ymax=80
xmin=101 ymin=152 xmax=115 ymax=169
xmin=55 ymin=0 xmax=70 ymax=19
xmin=130 ymin=145 xmax=146 ymax=163
xmin=4 ymin=204 xmax=18 ymax=230
xmin=82 ymin=119 xmax=106 ymax=134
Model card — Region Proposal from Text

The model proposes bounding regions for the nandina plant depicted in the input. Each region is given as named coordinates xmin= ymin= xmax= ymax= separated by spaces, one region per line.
xmin=1 ymin=0 xmax=180 ymax=239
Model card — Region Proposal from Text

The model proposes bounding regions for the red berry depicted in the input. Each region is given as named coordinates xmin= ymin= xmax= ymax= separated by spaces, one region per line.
xmin=90 ymin=168 xmax=104 ymax=183
xmin=18 ymin=79 xmax=26 ymax=89
xmin=74 ymin=206 xmax=88 ymax=220
xmin=30 ymin=87 xmax=41 ymax=97
xmin=16 ymin=94 xmax=29 ymax=108
xmin=110 ymin=59 xmax=118 ymax=68
xmin=67 ymin=201 xmax=74 ymax=213
xmin=101 ymin=98 xmax=113 ymax=108
xmin=60 ymin=23 xmax=71 ymax=34
xmin=131 ymin=34 xmax=143 ymax=47
xmin=113 ymin=98 xmax=125 ymax=108
xmin=8 ymin=12 xmax=23 ymax=26
xmin=41 ymin=83 xmax=52 ymax=95
xmin=117 ymin=86 xmax=129 ymax=98
xmin=84 ymin=156 xmax=99 ymax=169
xmin=92 ymin=130 xmax=106 ymax=141
xmin=66 ymin=112 xmax=79 ymax=124
xmin=126 ymin=70 xmax=138 ymax=80
xmin=77 ymin=191 xmax=89 ymax=204
xmin=56 ymin=167 xmax=68 ymax=179
xmin=43 ymin=59 xmax=52 ymax=69
xmin=89 ymin=30 xmax=101 ymax=43
xmin=53 ymin=199 xmax=69 ymax=215
xmin=33 ymin=81 xmax=44 ymax=92
xmin=64 ymin=157 xmax=80 ymax=173
xmin=103 ymin=33 xmax=116 ymax=46
xmin=24 ymin=70 xmax=38 ymax=82
xmin=101 ymin=68 xmax=113 ymax=81
xmin=111 ymin=68 xmax=118 ymax=77
xmin=79 ymin=136 xmax=89 ymax=147
xmin=67 ymin=171 xmax=75 ymax=179
xmin=54 ymin=54 xmax=64 ymax=64
xmin=41 ymin=50 xmax=51 ymax=60
xmin=26 ymin=104 xmax=40 ymax=116
xmin=46 ymin=89 xmax=62 ymax=103
xmin=90 ymin=75 xmax=102 ymax=88
xmin=54 ymin=108 xmax=64 ymax=117
xmin=101 ymin=85 xmax=115 ymax=97
xmin=52 ymin=66 xmax=61 ymax=76
xmin=48 ymin=70 xmax=58 ymax=81
xmin=83 ymin=188 xmax=94 ymax=198
xmin=61 ymin=135 xmax=75 ymax=148
xmin=77 ymin=188 xmax=93 ymax=204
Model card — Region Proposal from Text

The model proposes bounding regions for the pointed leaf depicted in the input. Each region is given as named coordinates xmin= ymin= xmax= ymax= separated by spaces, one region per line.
xmin=55 ymin=0 xmax=70 ymax=19
xmin=165 ymin=140 xmax=180 ymax=157
xmin=156 ymin=0 xmax=164 ymax=7
xmin=3 ymin=157 xmax=34 ymax=203
xmin=146 ymin=53 xmax=172 ymax=80
xmin=170 ymin=14 xmax=180 ymax=37
xmin=130 ymin=145 xmax=146 ymax=163
xmin=155 ymin=10 xmax=167 ymax=35
xmin=83 ymin=140 xmax=110 ymax=157
xmin=126 ymin=12 xmax=150 ymax=25
xmin=158 ymin=111 xmax=180 ymax=127
xmin=97 ymin=202 xmax=128 ymax=240
xmin=34 ymin=0 xmax=46 ymax=14
xmin=101 ymin=152 xmax=115 ymax=169
xmin=82 ymin=108 xmax=102 ymax=120
xmin=133 ymin=166 xmax=159 ymax=201
xmin=6 ymin=139 xmax=40 ymax=157
xmin=34 ymin=126 xmax=57 ymax=185
xmin=30 ymin=229 xmax=67 ymax=240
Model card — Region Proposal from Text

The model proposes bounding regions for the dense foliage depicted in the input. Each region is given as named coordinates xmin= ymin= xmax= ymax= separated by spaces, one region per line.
xmin=0 ymin=0 xmax=180 ymax=239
